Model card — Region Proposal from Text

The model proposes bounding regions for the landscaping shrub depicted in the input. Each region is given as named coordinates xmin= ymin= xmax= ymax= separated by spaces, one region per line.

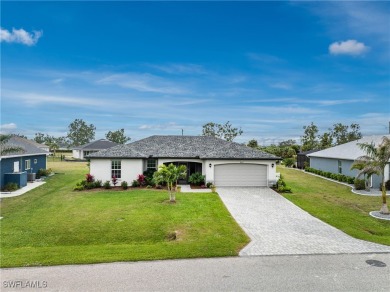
xmin=143 ymin=169 xmax=156 ymax=186
xmin=132 ymin=180 xmax=140 ymax=187
xmin=85 ymin=173 xmax=94 ymax=183
xmin=73 ymin=185 xmax=84 ymax=191
xmin=206 ymin=182 xmax=213 ymax=188
xmin=137 ymin=174 xmax=146 ymax=186
xmin=94 ymin=180 xmax=102 ymax=188
xmin=111 ymin=176 xmax=118 ymax=187
xmin=36 ymin=168 xmax=52 ymax=179
xmin=3 ymin=182 xmax=19 ymax=192
xmin=188 ymin=172 xmax=205 ymax=186
xmin=283 ymin=158 xmax=295 ymax=168
xmin=121 ymin=181 xmax=128 ymax=190
xmin=103 ymin=181 xmax=111 ymax=189
xmin=275 ymin=178 xmax=292 ymax=193
xmin=354 ymin=179 xmax=366 ymax=190
xmin=305 ymin=167 xmax=355 ymax=185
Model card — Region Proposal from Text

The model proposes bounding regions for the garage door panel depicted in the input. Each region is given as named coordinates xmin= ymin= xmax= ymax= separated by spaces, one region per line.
xmin=214 ymin=164 xmax=267 ymax=187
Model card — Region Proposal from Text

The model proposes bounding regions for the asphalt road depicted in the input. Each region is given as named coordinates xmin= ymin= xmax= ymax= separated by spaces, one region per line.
xmin=1 ymin=253 xmax=389 ymax=291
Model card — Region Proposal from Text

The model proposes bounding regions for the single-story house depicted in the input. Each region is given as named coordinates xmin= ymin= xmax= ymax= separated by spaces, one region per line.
xmin=297 ymin=149 xmax=318 ymax=169
xmin=308 ymin=135 xmax=390 ymax=189
xmin=72 ymin=139 xmax=118 ymax=160
xmin=88 ymin=135 xmax=280 ymax=187
xmin=26 ymin=140 xmax=50 ymax=152
xmin=0 ymin=136 xmax=49 ymax=189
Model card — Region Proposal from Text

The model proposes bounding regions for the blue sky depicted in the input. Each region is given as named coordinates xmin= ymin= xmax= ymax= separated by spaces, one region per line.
xmin=1 ymin=1 xmax=389 ymax=145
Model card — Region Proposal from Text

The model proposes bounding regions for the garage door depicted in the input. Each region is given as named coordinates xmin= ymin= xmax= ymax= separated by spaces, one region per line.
xmin=214 ymin=163 xmax=268 ymax=187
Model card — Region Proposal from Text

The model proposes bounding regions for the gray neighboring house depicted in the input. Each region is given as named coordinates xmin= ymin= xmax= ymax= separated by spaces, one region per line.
xmin=88 ymin=135 xmax=280 ymax=187
xmin=308 ymin=135 xmax=390 ymax=189
xmin=72 ymin=139 xmax=118 ymax=160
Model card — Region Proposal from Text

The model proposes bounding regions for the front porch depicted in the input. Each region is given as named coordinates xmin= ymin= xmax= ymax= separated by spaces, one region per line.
xmin=162 ymin=161 xmax=203 ymax=184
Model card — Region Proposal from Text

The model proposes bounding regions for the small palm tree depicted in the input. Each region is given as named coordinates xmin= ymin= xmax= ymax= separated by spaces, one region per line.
xmin=0 ymin=134 xmax=24 ymax=156
xmin=351 ymin=136 xmax=390 ymax=214
xmin=153 ymin=163 xmax=187 ymax=202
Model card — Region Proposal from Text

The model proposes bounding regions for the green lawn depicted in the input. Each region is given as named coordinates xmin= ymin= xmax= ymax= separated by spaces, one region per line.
xmin=0 ymin=162 xmax=249 ymax=267
xmin=279 ymin=166 xmax=390 ymax=246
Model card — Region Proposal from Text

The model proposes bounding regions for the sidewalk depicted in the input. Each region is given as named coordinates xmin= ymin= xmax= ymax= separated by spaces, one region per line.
xmin=179 ymin=185 xmax=211 ymax=193
xmin=0 ymin=181 xmax=46 ymax=199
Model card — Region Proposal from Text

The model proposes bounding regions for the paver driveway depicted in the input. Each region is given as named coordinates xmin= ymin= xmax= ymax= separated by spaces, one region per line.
xmin=217 ymin=187 xmax=390 ymax=256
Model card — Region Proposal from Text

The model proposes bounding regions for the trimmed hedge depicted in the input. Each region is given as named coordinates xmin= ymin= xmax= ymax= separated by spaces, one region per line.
xmin=305 ymin=167 xmax=355 ymax=184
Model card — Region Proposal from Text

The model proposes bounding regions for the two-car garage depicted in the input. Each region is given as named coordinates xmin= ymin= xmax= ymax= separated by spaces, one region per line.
xmin=214 ymin=163 xmax=268 ymax=187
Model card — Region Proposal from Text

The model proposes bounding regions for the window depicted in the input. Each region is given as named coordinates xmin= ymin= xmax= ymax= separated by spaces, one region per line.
xmin=147 ymin=159 xmax=157 ymax=170
xmin=34 ymin=159 xmax=38 ymax=164
xmin=111 ymin=160 xmax=121 ymax=179
xmin=338 ymin=160 xmax=342 ymax=174
xmin=25 ymin=159 xmax=31 ymax=170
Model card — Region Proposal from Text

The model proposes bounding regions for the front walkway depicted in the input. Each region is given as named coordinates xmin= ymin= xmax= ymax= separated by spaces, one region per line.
xmin=217 ymin=187 xmax=390 ymax=256
xmin=0 ymin=181 xmax=46 ymax=199
xmin=179 ymin=185 xmax=211 ymax=193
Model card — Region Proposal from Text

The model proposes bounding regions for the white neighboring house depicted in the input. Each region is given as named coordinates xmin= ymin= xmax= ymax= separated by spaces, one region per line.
xmin=87 ymin=135 xmax=280 ymax=187
xmin=308 ymin=135 xmax=390 ymax=189
xmin=72 ymin=139 xmax=118 ymax=160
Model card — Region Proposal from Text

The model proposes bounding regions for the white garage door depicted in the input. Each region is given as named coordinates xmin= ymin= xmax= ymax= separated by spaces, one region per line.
xmin=214 ymin=163 xmax=268 ymax=187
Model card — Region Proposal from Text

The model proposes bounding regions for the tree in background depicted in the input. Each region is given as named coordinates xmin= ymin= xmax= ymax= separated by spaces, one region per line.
xmin=67 ymin=119 xmax=96 ymax=146
xmin=0 ymin=134 xmax=24 ymax=156
xmin=301 ymin=122 xmax=319 ymax=151
xmin=351 ymin=136 xmax=390 ymax=214
xmin=330 ymin=123 xmax=362 ymax=145
xmin=247 ymin=139 xmax=259 ymax=148
xmin=105 ymin=128 xmax=131 ymax=144
xmin=318 ymin=132 xmax=333 ymax=150
xmin=202 ymin=121 xmax=243 ymax=142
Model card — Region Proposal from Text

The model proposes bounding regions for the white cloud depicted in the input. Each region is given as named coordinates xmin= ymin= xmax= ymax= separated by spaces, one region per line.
xmin=97 ymin=73 xmax=188 ymax=94
xmin=149 ymin=63 xmax=206 ymax=75
xmin=1 ymin=27 xmax=42 ymax=46
xmin=329 ymin=40 xmax=369 ymax=56
xmin=0 ymin=123 xmax=17 ymax=134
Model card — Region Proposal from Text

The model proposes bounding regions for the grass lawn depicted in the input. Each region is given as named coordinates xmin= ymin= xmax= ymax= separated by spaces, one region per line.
xmin=279 ymin=166 xmax=390 ymax=246
xmin=0 ymin=161 xmax=249 ymax=268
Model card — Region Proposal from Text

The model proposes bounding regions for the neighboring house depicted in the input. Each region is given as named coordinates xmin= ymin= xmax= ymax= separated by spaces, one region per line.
xmin=72 ymin=139 xmax=118 ymax=160
xmin=88 ymin=135 xmax=280 ymax=187
xmin=297 ymin=150 xmax=318 ymax=169
xmin=26 ymin=140 xmax=50 ymax=152
xmin=308 ymin=135 xmax=390 ymax=189
xmin=0 ymin=136 xmax=49 ymax=189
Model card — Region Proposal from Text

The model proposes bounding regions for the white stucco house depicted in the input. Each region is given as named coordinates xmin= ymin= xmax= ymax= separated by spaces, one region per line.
xmin=87 ymin=135 xmax=280 ymax=187
xmin=72 ymin=139 xmax=118 ymax=160
xmin=308 ymin=135 xmax=390 ymax=189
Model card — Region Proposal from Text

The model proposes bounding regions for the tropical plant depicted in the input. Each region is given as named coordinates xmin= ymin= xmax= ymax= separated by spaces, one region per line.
xmin=153 ymin=163 xmax=187 ymax=202
xmin=351 ymin=136 xmax=390 ymax=214
xmin=121 ymin=181 xmax=128 ymax=190
xmin=188 ymin=172 xmax=205 ymax=186
xmin=0 ymin=134 xmax=24 ymax=156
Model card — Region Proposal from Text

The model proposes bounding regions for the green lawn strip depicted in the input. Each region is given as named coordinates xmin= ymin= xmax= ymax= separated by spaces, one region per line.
xmin=278 ymin=167 xmax=390 ymax=246
xmin=0 ymin=162 xmax=249 ymax=267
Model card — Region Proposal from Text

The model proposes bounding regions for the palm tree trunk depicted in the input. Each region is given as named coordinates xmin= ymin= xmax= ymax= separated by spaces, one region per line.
xmin=380 ymin=178 xmax=389 ymax=214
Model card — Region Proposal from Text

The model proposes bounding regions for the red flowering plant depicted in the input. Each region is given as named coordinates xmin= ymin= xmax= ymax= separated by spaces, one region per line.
xmin=137 ymin=174 xmax=146 ymax=186
xmin=85 ymin=173 xmax=94 ymax=183
xmin=112 ymin=175 xmax=118 ymax=186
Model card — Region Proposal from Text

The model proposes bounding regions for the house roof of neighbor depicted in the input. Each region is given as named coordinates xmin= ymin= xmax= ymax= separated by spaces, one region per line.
xmin=308 ymin=135 xmax=390 ymax=161
xmin=87 ymin=135 xmax=279 ymax=160
xmin=1 ymin=136 xmax=49 ymax=158
xmin=72 ymin=139 xmax=119 ymax=150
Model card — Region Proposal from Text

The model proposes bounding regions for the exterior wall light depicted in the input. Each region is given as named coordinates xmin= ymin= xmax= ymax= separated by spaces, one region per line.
xmin=271 ymin=163 xmax=275 ymax=168
xmin=209 ymin=163 xmax=212 ymax=168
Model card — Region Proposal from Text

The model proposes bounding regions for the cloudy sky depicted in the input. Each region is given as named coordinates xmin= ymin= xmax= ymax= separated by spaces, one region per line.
xmin=1 ymin=1 xmax=389 ymax=145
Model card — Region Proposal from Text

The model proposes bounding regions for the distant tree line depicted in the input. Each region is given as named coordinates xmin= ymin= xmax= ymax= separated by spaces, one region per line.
xmin=246 ymin=122 xmax=362 ymax=159
xmin=33 ymin=118 xmax=131 ymax=149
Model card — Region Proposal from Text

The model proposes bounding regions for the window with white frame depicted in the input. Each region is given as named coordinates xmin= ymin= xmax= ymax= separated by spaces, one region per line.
xmin=147 ymin=159 xmax=157 ymax=170
xmin=34 ymin=159 xmax=37 ymax=164
xmin=111 ymin=160 xmax=121 ymax=179
xmin=13 ymin=161 xmax=20 ymax=173
xmin=25 ymin=159 xmax=31 ymax=170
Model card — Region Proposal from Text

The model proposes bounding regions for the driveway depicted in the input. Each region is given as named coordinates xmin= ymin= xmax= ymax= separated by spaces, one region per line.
xmin=217 ymin=187 xmax=390 ymax=256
